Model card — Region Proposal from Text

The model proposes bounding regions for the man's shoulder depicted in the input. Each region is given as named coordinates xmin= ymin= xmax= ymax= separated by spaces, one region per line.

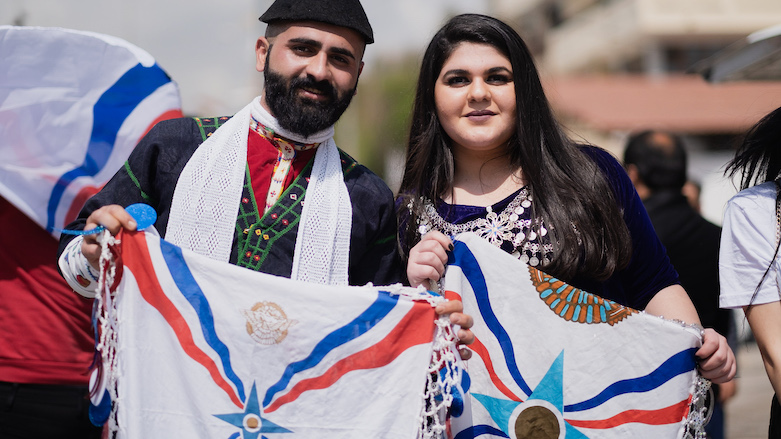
xmin=191 ymin=116 xmax=233 ymax=141
xmin=336 ymin=148 xmax=394 ymax=201
xmin=142 ymin=116 xmax=204 ymax=145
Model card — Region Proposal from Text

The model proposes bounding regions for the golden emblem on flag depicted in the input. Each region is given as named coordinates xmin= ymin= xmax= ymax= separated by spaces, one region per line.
xmin=243 ymin=301 xmax=297 ymax=345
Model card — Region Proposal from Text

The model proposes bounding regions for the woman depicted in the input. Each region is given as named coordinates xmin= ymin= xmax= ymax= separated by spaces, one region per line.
xmin=396 ymin=13 xmax=734 ymax=384
xmin=719 ymin=106 xmax=781 ymax=436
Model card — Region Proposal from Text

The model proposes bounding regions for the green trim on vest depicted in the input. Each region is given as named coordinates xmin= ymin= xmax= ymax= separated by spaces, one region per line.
xmin=124 ymin=161 xmax=152 ymax=203
xmin=194 ymin=116 xmax=229 ymax=141
xmin=235 ymin=158 xmax=314 ymax=272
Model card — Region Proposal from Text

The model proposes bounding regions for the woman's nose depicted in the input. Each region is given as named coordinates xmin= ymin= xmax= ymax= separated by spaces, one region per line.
xmin=467 ymin=79 xmax=491 ymax=102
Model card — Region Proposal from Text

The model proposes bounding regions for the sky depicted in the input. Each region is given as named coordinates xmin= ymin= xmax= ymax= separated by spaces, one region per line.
xmin=1 ymin=0 xmax=489 ymax=114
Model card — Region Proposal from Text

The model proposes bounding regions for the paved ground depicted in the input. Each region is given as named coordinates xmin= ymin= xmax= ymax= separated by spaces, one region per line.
xmin=724 ymin=341 xmax=773 ymax=438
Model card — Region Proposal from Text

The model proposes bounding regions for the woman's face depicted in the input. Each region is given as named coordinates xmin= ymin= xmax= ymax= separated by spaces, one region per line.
xmin=434 ymin=42 xmax=516 ymax=157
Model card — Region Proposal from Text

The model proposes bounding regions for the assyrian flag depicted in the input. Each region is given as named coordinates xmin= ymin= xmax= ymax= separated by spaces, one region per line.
xmin=445 ymin=233 xmax=705 ymax=439
xmin=0 ymin=26 xmax=182 ymax=236
xmin=104 ymin=230 xmax=443 ymax=438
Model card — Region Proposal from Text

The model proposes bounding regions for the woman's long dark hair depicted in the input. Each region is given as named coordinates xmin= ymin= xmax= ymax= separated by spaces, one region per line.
xmin=725 ymin=106 xmax=781 ymax=190
xmin=397 ymin=13 xmax=631 ymax=282
xmin=724 ymin=106 xmax=781 ymax=306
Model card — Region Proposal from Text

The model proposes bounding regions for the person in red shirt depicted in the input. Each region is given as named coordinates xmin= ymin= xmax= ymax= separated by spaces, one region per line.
xmin=0 ymin=196 xmax=102 ymax=438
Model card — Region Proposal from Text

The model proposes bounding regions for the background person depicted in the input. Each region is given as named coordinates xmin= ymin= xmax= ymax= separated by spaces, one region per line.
xmin=0 ymin=197 xmax=102 ymax=438
xmin=623 ymin=130 xmax=736 ymax=438
xmin=719 ymin=105 xmax=781 ymax=437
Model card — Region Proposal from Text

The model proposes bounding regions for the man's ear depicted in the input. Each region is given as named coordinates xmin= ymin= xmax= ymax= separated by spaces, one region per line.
xmin=625 ymin=163 xmax=650 ymax=199
xmin=353 ymin=61 xmax=364 ymax=96
xmin=625 ymin=163 xmax=640 ymax=186
xmin=255 ymin=37 xmax=270 ymax=73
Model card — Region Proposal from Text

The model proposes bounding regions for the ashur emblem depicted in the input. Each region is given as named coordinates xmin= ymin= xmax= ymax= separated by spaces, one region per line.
xmin=243 ymin=302 xmax=297 ymax=345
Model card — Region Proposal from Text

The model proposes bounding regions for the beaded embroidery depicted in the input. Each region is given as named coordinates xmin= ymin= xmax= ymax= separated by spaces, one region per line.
xmin=416 ymin=188 xmax=554 ymax=267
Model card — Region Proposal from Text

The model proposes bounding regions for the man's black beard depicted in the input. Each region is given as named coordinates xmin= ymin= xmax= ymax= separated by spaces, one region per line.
xmin=263 ymin=67 xmax=356 ymax=138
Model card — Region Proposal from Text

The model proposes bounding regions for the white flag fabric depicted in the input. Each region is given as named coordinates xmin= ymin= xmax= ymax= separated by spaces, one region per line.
xmin=100 ymin=230 xmax=448 ymax=439
xmin=444 ymin=233 xmax=706 ymax=439
xmin=0 ymin=26 xmax=182 ymax=235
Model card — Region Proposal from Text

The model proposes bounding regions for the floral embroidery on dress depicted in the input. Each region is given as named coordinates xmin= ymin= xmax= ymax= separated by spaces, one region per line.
xmin=415 ymin=188 xmax=554 ymax=267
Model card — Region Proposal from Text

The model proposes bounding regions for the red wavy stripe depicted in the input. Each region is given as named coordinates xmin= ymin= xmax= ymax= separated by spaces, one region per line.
xmin=264 ymin=303 xmax=437 ymax=413
xmin=565 ymin=398 xmax=689 ymax=429
xmin=469 ymin=337 xmax=522 ymax=402
xmin=444 ymin=290 xmax=462 ymax=302
xmin=122 ymin=231 xmax=243 ymax=408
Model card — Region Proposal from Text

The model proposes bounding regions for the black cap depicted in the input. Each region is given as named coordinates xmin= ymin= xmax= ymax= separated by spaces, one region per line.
xmin=259 ymin=0 xmax=374 ymax=44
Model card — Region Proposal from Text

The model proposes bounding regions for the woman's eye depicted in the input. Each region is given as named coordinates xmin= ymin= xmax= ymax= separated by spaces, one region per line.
xmin=446 ymin=76 xmax=469 ymax=86
xmin=487 ymin=74 xmax=511 ymax=84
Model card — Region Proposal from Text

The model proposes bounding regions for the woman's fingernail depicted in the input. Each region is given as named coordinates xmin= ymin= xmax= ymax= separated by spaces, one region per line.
xmin=448 ymin=243 xmax=454 ymax=251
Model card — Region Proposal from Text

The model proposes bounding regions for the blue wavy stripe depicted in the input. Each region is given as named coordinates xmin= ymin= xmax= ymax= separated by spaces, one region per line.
xmin=46 ymin=62 xmax=171 ymax=231
xmin=262 ymin=292 xmax=399 ymax=407
xmin=159 ymin=239 xmax=246 ymax=402
xmin=454 ymin=425 xmax=510 ymax=439
xmin=564 ymin=347 xmax=698 ymax=412
xmin=450 ymin=241 xmax=533 ymax=396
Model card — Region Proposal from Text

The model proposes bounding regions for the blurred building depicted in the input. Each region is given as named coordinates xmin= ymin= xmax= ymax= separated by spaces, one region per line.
xmin=488 ymin=0 xmax=781 ymax=223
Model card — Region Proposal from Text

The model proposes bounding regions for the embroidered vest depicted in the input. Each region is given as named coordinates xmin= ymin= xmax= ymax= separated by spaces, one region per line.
xmin=193 ymin=116 xmax=358 ymax=274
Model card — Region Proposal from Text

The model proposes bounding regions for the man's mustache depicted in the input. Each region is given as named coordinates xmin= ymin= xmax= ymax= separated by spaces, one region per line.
xmin=289 ymin=76 xmax=337 ymax=102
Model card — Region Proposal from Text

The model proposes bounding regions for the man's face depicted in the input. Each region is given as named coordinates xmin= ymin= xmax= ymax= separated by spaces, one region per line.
xmin=256 ymin=22 xmax=365 ymax=137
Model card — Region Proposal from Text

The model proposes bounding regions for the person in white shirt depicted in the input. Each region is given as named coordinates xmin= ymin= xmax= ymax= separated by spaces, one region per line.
xmin=719 ymin=105 xmax=781 ymax=437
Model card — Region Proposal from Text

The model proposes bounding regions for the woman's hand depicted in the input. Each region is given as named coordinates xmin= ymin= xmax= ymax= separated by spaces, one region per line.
xmin=696 ymin=328 xmax=736 ymax=384
xmin=408 ymin=231 xmax=474 ymax=359
xmin=436 ymin=299 xmax=475 ymax=360
xmin=407 ymin=231 xmax=453 ymax=288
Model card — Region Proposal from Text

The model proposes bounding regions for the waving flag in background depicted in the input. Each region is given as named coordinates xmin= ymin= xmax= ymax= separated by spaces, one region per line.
xmin=444 ymin=233 xmax=706 ymax=439
xmin=0 ymin=26 xmax=182 ymax=235
xmin=102 ymin=230 xmax=444 ymax=439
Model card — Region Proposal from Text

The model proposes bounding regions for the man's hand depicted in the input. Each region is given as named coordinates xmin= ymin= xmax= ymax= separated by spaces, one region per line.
xmin=81 ymin=204 xmax=137 ymax=269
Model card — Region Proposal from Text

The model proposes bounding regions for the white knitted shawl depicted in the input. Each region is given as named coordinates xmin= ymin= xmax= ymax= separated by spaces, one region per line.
xmin=166 ymin=97 xmax=352 ymax=285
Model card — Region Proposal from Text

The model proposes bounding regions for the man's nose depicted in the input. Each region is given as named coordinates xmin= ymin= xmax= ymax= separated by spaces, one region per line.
xmin=304 ymin=52 xmax=329 ymax=82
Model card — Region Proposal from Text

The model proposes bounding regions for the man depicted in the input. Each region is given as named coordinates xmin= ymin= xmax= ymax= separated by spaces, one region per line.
xmin=623 ymin=130 xmax=735 ymax=439
xmin=57 ymin=0 xmax=473 ymax=340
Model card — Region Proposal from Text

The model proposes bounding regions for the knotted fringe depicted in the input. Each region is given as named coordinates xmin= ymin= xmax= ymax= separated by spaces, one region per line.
xmin=682 ymin=375 xmax=712 ymax=439
xmin=94 ymin=230 xmax=123 ymax=436
xmin=397 ymin=287 xmax=463 ymax=439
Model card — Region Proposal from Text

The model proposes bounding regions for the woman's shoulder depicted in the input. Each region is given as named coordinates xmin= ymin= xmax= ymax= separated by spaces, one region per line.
xmin=727 ymin=181 xmax=777 ymax=212
xmin=576 ymin=144 xmax=634 ymax=196
xmin=577 ymin=144 xmax=622 ymax=171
